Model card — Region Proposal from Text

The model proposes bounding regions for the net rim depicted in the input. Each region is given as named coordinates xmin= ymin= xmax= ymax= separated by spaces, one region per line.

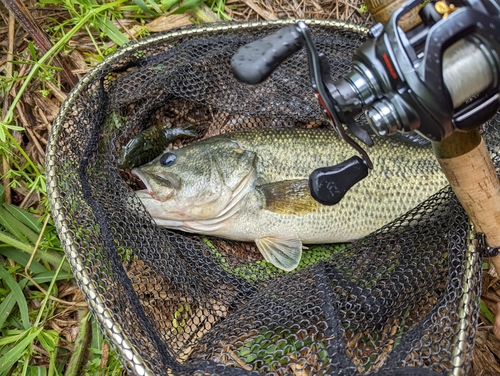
xmin=45 ymin=19 xmax=369 ymax=376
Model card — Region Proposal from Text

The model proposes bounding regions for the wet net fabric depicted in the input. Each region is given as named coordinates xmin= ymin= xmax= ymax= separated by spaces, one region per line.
xmin=46 ymin=20 xmax=489 ymax=375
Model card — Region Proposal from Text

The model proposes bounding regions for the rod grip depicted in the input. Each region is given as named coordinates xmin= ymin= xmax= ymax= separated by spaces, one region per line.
xmin=436 ymin=137 xmax=500 ymax=274
xmin=363 ymin=0 xmax=421 ymax=31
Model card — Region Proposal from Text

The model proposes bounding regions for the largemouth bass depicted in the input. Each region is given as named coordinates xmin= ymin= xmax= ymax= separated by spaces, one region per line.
xmin=132 ymin=128 xmax=448 ymax=271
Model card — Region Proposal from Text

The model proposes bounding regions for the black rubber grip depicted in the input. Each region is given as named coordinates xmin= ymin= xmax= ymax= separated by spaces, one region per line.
xmin=231 ymin=25 xmax=304 ymax=85
xmin=309 ymin=156 xmax=369 ymax=205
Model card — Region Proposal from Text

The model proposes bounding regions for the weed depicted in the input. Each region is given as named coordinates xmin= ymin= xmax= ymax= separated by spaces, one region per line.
xmin=207 ymin=0 xmax=231 ymax=20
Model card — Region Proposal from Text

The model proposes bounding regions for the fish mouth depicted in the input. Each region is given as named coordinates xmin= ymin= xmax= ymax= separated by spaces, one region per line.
xmin=131 ymin=168 xmax=153 ymax=194
xmin=132 ymin=168 xmax=177 ymax=201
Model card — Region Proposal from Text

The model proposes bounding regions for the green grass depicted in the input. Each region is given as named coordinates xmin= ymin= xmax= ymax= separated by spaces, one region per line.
xmin=0 ymin=1 xmax=230 ymax=373
xmin=0 ymin=184 xmax=123 ymax=374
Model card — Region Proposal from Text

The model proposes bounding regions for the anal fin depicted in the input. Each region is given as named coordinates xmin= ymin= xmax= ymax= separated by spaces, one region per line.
xmin=255 ymin=236 xmax=303 ymax=271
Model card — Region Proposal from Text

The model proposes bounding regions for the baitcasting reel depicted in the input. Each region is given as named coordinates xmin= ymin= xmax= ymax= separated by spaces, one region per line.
xmin=231 ymin=0 xmax=500 ymax=205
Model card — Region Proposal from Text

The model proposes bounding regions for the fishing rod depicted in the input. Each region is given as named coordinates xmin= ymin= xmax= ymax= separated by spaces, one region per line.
xmin=231 ymin=0 xmax=500 ymax=273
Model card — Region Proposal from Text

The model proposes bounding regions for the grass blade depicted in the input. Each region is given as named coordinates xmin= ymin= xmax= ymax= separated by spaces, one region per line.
xmin=91 ymin=316 xmax=104 ymax=352
xmin=132 ymin=0 xmax=159 ymax=15
xmin=31 ymin=271 xmax=72 ymax=285
xmin=27 ymin=366 xmax=48 ymax=376
xmin=188 ymin=2 xmax=222 ymax=22
xmin=37 ymin=330 xmax=59 ymax=355
xmin=0 ymin=230 xmax=67 ymax=270
xmin=0 ymin=265 xmax=30 ymax=330
xmin=0 ymin=327 xmax=43 ymax=373
xmin=3 ymin=203 xmax=43 ymax=233
xmin=0 ymin=207 xmax=29 ymax=244
xmin=47 ymin=345 xmax=58 ymax=376
xmin=480 ymin=300 xmax=495 ymax=323
xmin=162 ymin=0 xmax=180 ymax=10
xmin=0 ymin=247 xmax=47 ymax=274
xmin=0 ymin=206 xmax=39 ymax=244
xmin=0 ymin=280 xmax=28 ymax=330
xmin=0 ymin=293 xmax=19 ymax=331
xmin=34 ymin=255 xmax=66 ymax=327
xmin=145 ymin=0 xmax=162 ymax=13
xmin=172 ymin=0 xmax=204 ymax=14
xmin=0 ymin=329 xmax=26 ymax=346
xmin=96 ymin=15 xmax=129 ymax=46
xmin=0 ymin=230 xmax=32 ymax=253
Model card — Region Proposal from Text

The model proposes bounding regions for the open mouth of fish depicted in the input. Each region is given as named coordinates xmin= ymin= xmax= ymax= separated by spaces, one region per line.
xmin=131 ymin=168 xmax=178 ymax=201
xmin=134 ymin=174 xmax=148 ymax=190
xmin=131 ymin=168 xmax=151 ymax=192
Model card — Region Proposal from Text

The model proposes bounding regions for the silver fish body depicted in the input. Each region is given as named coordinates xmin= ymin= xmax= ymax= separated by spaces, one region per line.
xmin=133 ymin=128 xmax=448 ymax=271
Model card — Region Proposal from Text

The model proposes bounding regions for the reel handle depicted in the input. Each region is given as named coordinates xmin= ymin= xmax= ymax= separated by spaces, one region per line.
xmin=309 ymin=156 xmax=369 ymax=205
xmin=231 ymin=25 xmax=304 ymax=85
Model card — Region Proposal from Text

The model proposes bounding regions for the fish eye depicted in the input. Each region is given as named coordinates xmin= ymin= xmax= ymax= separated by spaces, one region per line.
xmin=160 ymin=152 xmax=176 ymax=166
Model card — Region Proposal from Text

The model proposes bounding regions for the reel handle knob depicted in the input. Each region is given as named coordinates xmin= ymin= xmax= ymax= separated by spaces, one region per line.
xmin=309 ymin=156 xmax=369 ymax=205
xmin=231 ymin=25 xmax=304 ymax=85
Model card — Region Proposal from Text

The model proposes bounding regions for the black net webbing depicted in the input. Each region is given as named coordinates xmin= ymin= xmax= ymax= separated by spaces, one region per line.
xmin=46 ymin=20 xmax=490 ymax=375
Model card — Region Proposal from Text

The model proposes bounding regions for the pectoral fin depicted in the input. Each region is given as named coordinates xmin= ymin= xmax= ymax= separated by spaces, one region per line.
xmin=259 ymin=180 xmax=320 ymax=215
xmin=255 ymin=236 xmax=302 ymax=271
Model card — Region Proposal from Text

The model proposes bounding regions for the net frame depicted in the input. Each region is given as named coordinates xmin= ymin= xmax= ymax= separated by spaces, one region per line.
xmin=45 ymin=19 xmax=485 ymax=375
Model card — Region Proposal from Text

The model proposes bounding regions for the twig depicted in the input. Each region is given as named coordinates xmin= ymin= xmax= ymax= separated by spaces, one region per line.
xmin=310 ymin=0 xmax=323 ymax=12
xmin=71 ymin=68 xmax=92 ymax=75
xmin=15 ymin=101 xmax=45 ymax=158
xmin=36 ymin=107 xmax=51 ymax=135
xmin=19 ymin=188 xmax=38 ymax=209
xmin=45 ymin=80 xmax=67 ymax=103
xmin=99 ymin=340 xmax=110 ymax=373
xmin=343 ymin=0 xmax=362 ymax=20
xmin=2 ymin=13 xmax=15 ymax=204
xmin=115 ymin=17 xmax=136 ymax=41
xmin=1 ymin=0 xmax=79 ymax=88
xmin=271 ymin=0 xmax=289 ymax=19
xmin=24 ymin=125 xmax=45 ymax=160
xmin=10 ymin=56 xmax=30 ymax=95
xmin=239 ymin=0 xmax=277 ymax=20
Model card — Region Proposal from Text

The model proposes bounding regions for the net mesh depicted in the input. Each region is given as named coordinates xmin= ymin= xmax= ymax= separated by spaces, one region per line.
xmin=46 ymin=19 xmax=490 ymax=375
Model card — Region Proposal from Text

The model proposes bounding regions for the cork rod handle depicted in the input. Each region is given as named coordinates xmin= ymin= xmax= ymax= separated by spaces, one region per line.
xmin=434 ymin=131 xmax=500 ymax=274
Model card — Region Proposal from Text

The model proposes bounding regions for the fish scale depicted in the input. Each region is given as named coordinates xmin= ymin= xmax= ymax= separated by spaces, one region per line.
xmin=133 ymin=127 xmax=449 ymax=271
